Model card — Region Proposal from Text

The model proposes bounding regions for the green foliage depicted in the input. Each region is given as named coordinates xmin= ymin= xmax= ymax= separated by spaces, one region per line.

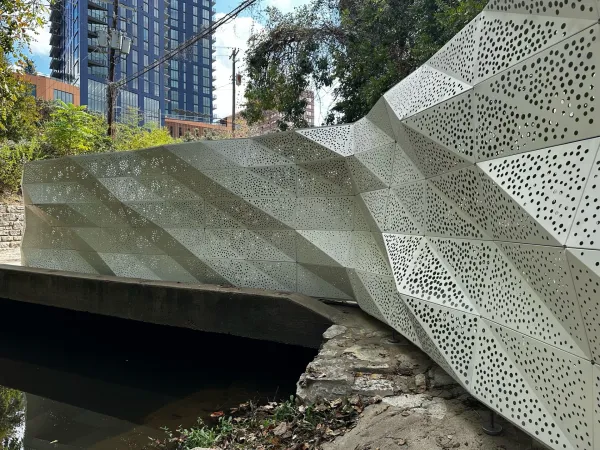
xmin=42 ymin=101 xmax=112 ymax=156
xmin=0 ymin=0 xmax=46 ymax=117
xmin=0 ymin=387 xmax=25 ymax=445
xmin=273 ymin=395 xmax=296 ymax=422
xmin=152 ymin=396 xmax=361 ymax=450
xmin=0 ymin=100 xmax=181 ymax=196
xmin=0 ymin=139 xmax=44 ymax=195
xmin=114 ymin=109 xmax=178 ymax=150
xmin=20 ymin=57 xmax=36 ymax=75
xmin=0 ymin=87 xmax=40 ymax=142
xmin=0 ymin=0 xmax=47 ymax=58
xmin=159 ymin=416 xmax=234 ymax=449
xmin=0 ymin=54 xmax=34 ymax=133
xmin=244 ymin=0 xmax=486 ymax=128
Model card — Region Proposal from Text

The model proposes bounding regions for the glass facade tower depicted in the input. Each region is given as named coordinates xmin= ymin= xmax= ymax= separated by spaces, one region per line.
xmin=49 ymin=0 xmax=216 ymax=125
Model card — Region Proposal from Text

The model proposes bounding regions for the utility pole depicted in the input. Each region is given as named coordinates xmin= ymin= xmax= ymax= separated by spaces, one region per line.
xmin=106 ymin=0 xmax=119 ymax=138
xmin=229 ymin=47 xmax=239 ymax=137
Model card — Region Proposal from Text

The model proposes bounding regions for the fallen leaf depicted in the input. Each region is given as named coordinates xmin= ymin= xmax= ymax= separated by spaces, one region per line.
xmin=273 ymin=422 xmax=289 ymax=436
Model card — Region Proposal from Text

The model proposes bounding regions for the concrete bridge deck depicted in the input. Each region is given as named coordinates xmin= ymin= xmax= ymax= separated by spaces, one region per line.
xmin=0 ymin=264 xmax=360 ymax=349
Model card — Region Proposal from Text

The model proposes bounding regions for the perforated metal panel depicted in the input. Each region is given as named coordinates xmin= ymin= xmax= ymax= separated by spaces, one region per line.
xmin=22 ymin=4 xmax=600 ymax=449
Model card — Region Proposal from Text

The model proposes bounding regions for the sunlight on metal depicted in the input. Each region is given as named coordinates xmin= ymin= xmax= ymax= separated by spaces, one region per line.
xmin=21 ymin=2 xmax=600 ymax=448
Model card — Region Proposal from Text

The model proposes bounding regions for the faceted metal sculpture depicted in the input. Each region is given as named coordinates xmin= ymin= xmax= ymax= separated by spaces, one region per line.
xmin=20 ymin=2 xmax=600 ymax=448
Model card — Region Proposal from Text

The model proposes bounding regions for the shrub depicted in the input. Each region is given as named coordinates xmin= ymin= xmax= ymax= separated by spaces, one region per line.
xmin=0 ymin=140 xmax=44 ymax=195
xmin=114 ymin=109 xmax=179 ymax=151
xmin=42 ymin=101 xmax=112 ymax=156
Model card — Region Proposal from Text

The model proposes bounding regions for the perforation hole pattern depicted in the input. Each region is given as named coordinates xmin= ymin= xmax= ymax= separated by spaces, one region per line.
xmin=405 ymin=297 xmax=477 ymax=384
xmin=473 ymin=323 xmax=571 ymax=449
xmin=485 ymin=0 xmax=597 ymax=19
xmin=385 ymin=66 xmax=470 ymax=120
xmin=476 ymin=15 xmax=582 ymax=81
xmin=569 ymin=150 xmax=600 ymax=249
xmin=404 ymin=92 xmax=475 ymax=160
xmin=476 ymin=27 xmax=599 ymax=161
xmin=297 ymin=125 xmax=353 ymax=156
xmin=427 ymin=16 xmax=478 ymax=84
xmin=21 ymin=9 xmax=600 ymax=450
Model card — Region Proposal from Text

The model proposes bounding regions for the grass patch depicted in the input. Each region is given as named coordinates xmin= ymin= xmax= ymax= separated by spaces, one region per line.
xmin=150 ymin=395 xmax=370 ymax=450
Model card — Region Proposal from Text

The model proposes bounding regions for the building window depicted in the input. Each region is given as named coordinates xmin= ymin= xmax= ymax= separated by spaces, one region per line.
xmin=54 ymin=89 xmax=74 ymax=104
xmin=88 ymin=80 xmax=107 ymax=114
xmin=119 ymin=90 xmax=138 ymax=121
xmin=144 ymin=96 xmax=160 ymax=125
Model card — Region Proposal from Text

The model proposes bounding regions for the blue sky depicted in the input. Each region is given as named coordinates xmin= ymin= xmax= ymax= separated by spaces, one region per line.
xmin=25 ymin=0 xmax=332 ymax=122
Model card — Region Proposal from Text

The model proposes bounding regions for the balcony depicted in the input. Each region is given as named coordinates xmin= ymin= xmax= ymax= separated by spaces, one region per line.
xmin=50 ymin=7 xmax=62 ymax=22
xmin=50 ymin=45 xmax=62 ymax=58
xmin=50 ymin=70 xmax=64 ymax=79
xmin=50 ymin=58 xmax=63 ymax=70
xmin=88 ymin=0 xmax=108 ymax=10
xmin=88 ymin=11 xmax=108 ymax=25
xmin=50 ymin=33 xmax=63 ymax=47
xmin=87 ymin=44 xmax=107 ymax=53
xmin=50 ymin=20 xmax=63 ymax=35
xmin=88 ymin=54 xmax=107 ymax=66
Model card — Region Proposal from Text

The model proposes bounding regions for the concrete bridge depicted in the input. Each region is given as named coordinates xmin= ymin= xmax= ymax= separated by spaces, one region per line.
xmin=9 ymin=1 xmax=600 ymax=449
xmin=0 ymin=264 xmax=348 ymax=348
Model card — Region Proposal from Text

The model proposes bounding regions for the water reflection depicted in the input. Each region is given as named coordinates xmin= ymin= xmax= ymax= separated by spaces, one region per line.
xmin=0 ymin=298 xmax=316 ymax=449
xmin=0 ymin=387 xmax=24 ymax=449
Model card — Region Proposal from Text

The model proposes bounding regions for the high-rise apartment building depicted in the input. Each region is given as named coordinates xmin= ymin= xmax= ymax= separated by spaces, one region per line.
xmin=49 ymin=0 xmax=216 ymax=125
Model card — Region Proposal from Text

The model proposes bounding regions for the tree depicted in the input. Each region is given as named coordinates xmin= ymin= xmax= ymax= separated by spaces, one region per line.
xmin=20 ymin=56 xmax=36 ymax=75
xmin=43 ymin=102 xmax=112 ymax=156
xmin=1 ymin=0 xmax=47 ymax=119
xmin=0 ymin=0 xmax=47 ymax=58
xmin=0 ymin=53 xmax=35 ymax=135
xmin=243 ymin=0 xmax=486 ymax=128
xmin=0 ymin=387 xmax=25 ymax=445
xmin=114 ymin=108 xmax=178 ymax=150
xmin=0 ymin=58 xmax=40 ymax=142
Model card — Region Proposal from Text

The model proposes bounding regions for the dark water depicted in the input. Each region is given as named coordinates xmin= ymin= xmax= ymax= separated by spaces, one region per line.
xmin=0 ymin=298 xmax=317 ymax=449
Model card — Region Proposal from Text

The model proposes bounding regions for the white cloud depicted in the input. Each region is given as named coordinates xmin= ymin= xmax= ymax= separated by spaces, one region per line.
xmin=212 ymin=7 xmax=335 ymax=125
xmin=212 ymin=13 xmax=263 ymax=119
xmin=265 ymin=0 xmax=311 ymax=14
xmin=28 ymin=11 xmax=51 ymax=57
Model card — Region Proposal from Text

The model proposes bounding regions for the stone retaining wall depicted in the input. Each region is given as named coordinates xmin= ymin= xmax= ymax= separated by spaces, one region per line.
xmin=0 ymin=204 xmax=24 ymax=251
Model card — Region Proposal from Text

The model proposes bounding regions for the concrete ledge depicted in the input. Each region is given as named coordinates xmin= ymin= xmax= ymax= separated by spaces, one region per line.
xmin=0 ymin=265 xmax=345 ymax=348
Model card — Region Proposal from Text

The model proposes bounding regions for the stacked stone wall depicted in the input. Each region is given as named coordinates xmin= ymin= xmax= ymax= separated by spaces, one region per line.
xmin=0 ymin=204 xmax=24 ymax=251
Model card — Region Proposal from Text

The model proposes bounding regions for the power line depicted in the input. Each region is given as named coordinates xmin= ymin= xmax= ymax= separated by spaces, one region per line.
xmin=114 ymin=0 xmax=257 ymax=89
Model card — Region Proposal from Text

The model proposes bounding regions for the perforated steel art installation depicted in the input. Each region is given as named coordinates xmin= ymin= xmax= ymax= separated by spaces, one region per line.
xmin=19 ymin=2 xmax=600 ymax=448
